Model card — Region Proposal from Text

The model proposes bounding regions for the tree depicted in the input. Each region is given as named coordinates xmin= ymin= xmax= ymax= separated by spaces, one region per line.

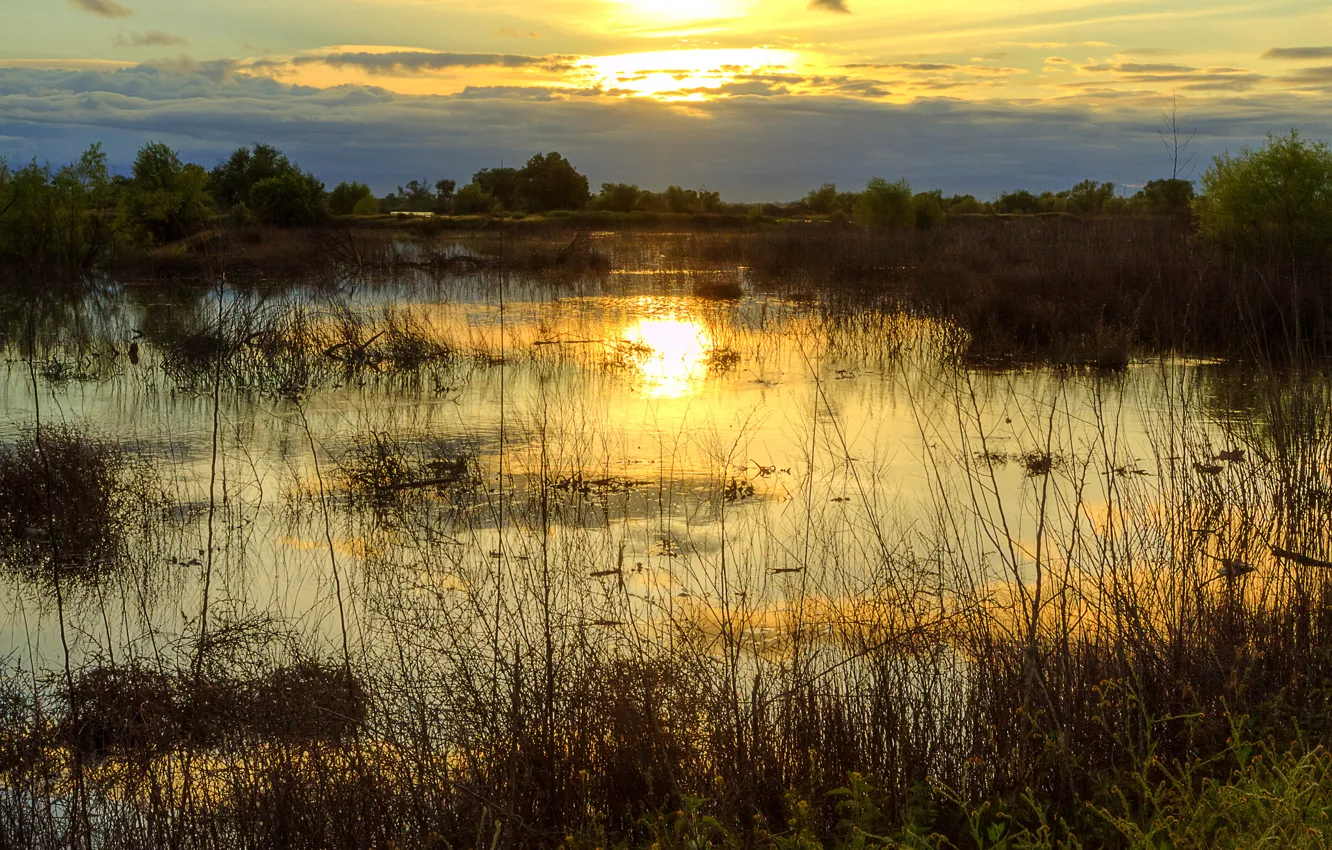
xmin=593 ymin=183 xmax=641 ymax=213
xmin=518 ymin=152 xmax=590 ymax=213
xmin=1159 ymin=94 xmax=1197 ymax=180
xmin=248 ymin=170 xmax=326 ymax=226
xmin=1196 ymin=130 xmax=1332 ymax=261
xmin=0 ymin=144 xmax=120 ymax=280
xmin=434 ymin=179 xmax=456 ymax=214
xmin=329 ymin=181 xmax=374 ymax=216
xmin=1063 ymin=180 xmax=1117 ymax=214
xmin=996 ymin=189 xmax=1039 ymax=214
xmin=1133 ymin=178 xmax=1195 ymax=216
xmin=352 ymin=194 xmax=381 ymax=216
xmin=210 ymin=143 xmax=293 ymax=210
xmin=853 ymin=177 xmax=913 ymax=227
xmin=912 ymin=190 xmax=945 ymax=228
xmin=452 ymin=183 xmax=498 ymax=215
xmin=127 ymin=141 xmax=212 ymax=244
xmin=471 ymin=167 xmax=521 ymax=211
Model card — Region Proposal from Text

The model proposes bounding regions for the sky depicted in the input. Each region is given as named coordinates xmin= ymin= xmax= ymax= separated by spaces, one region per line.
xmin=1 ymin=0 xmax=1330 ymax=199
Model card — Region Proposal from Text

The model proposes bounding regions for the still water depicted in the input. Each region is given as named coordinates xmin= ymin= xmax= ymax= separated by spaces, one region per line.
xmin=0 ymin=238 xmax=1239 ymax=671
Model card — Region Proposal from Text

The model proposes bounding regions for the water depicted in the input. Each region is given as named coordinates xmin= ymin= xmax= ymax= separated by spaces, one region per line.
xmin=0 ymin=235 xmax=1247 ymax=673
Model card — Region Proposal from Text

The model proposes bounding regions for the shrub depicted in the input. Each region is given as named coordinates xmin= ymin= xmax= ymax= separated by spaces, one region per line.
xmin=351 ymin=194 xmax=380 ymax=216
xmin=853 ymin=177 xmax=914 ymax=228
xmin=1196 ymin=129 xmax=1332 ymax=262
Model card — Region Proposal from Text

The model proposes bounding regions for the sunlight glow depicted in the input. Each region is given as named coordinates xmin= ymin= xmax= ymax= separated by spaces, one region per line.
xmin=607 ymin=0 xmax=750 ymax=24
xmin=582 ymin=48 xmax=798 ymax=100
xmin=623 ymin=315 xmax=711 ymax=398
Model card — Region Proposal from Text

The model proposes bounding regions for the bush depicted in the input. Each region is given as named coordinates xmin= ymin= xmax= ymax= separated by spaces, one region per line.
xmin=1197 ymin=129 xmax=1332 ymax=262
xmin=452 ymin=183 xmax=498 ymax=215
xmin=351 ymin=194 xmax=380 ymax=216
xmin=853 ymin=177 xmax=913 ymax=228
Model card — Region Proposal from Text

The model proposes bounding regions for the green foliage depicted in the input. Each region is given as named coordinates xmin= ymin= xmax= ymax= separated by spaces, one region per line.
xmin=1196 ymin=130 xmax=1332 ymax=262
xmin=209 ymin=142 xmax=324 ymax=225
xmin=805 ymin=183 xmax=856 ymax=217
xmin=471 ymin=167 xmax=521 ymax=210
xmin=452 ymin=182 xmax=498 ymax=215
xmin=329 ymin=180 xmax=374 ymax=216
xmin=125 ymin=141 xmax=212 ymax=244
xmin=996 ymin=190 xmax=1039 ymax=214
xmin=663 ymin=185 xmax=722 ymax=214
xmin=853 ymin=178 xmax=914 ymax=228
xmin=247 ymin=170 xmax=326 ymax=226
xmin=351 ymin=194 xmax=380 ymax=216
xmin=912 ymin=190 xmax=945 ymax=229
xmin=1132 ymin=178 xmax=1196 ymax=216
xmin=210 ymin=143 xmax=295 ymax=210
xmin=0 ymin=144 xmax=121 ymax=281
xmin=518 ymin=151 xmax=590 ymax=213
xmin=1062 ymin=179 xmax=1118 ymax=214
xmin=593 ymin=182 xmax=642 ymax=213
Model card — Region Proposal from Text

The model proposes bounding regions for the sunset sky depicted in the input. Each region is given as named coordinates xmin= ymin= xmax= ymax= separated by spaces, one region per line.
xmin=1 ymin=0 xmax=1330 ymax=197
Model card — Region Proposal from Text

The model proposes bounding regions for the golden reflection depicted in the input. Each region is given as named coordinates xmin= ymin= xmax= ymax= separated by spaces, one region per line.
xmin=583 ymin=48 xmax=797 ymax=100
xmin=622 ymin=314 xmax=711 ymax=398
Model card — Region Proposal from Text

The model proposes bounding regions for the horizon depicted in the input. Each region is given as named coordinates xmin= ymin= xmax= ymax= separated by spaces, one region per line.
xmin=2 ymin=1 xmax=1330 ymax=197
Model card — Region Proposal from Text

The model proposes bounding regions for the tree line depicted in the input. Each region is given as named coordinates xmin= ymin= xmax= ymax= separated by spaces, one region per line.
xmin=1 ymin=131 xmax=1330 ymax=280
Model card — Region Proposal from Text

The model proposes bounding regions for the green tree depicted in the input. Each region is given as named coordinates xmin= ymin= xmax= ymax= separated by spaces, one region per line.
xmin=1063 ymin=179 xmax=1117 ymax=214
xmin=210 ymin=143 xmax=294 ymax=210
xmin=471 ymin=167 xmax=521 ymax=211
xmin=996 ymin=189 xmax=1039 ymax=214
xmin=593 ymin=183 xmax=641 ymax=213
xmin=1132 ymin=178 xmax=1196 ymax=216
xmin=518 ymin=152 xmax=590 ymax=213
xmin=452 ymin=183 xmax=498 ymax=215
xmin=248 ymin=170 xmax=326 ymax=226
xmin=352 ymin=194 xmax=381 ymax=216
xmin=1196 ymin=130 xmax=1332 ymax=261
xmin=853 ymin=177 xmax=914 ymax=227
xmin=912 ymin=190 xmax=945 ymax=228
xmin=0 ymin=145 xmax=120 ymax=281
xmin=329 ymin=181 xmax=374 ymax=216
xmin=126 ymin=142 xmax=211 ymax=244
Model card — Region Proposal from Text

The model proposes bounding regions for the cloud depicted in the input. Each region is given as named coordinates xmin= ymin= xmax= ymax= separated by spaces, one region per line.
xmin=1263 ymin=47 xmax=1332 ymax=60
xmin=320 ymin=51 xmax=578 ymax=74
xmin=0 ymin=63 xmax=1327 ymax=201
xmin=67 ymin=0 xmax=132 ymax=17
xmin=809 ymin=0 xmax=850 ymax=11
xmin=115 ymin=30 xmax=188 ymax=48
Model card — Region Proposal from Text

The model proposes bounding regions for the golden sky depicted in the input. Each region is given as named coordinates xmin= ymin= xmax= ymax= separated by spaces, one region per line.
xmin=0 ymin=0 xmax=1330 ymax=196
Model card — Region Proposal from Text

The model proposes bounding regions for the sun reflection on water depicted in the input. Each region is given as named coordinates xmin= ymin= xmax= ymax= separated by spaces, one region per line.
xmin=622 ymin=313 xmax=711 ymax=398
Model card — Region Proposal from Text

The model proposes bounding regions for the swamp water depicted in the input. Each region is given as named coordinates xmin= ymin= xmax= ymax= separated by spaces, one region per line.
xmin=0 ymin=235 xmax=1264 ymax=677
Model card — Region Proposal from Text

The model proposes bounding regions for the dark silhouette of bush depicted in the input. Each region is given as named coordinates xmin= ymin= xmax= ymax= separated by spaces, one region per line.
xmin=593 ymin=182 xmax=641 ymax=213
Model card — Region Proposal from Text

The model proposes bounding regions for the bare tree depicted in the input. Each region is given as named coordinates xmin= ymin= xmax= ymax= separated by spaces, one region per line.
xmin=1159 ymin=94 xmax=1197 ymax=180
